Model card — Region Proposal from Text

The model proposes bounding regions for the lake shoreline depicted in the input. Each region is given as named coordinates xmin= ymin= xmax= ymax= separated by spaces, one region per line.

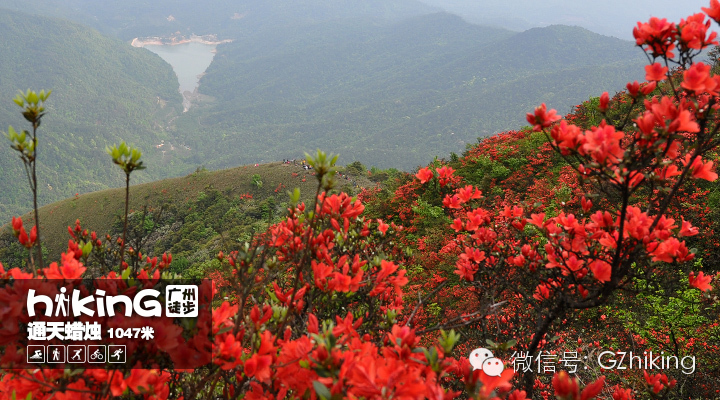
xmin=131 ymin=34 xmax=232 ymax=48
xmin=138 ymin=38 xmax=220 ymax=112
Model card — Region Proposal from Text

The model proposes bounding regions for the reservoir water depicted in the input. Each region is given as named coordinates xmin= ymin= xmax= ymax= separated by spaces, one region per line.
xmin=144 ymin=42 xmax=217 ymax=94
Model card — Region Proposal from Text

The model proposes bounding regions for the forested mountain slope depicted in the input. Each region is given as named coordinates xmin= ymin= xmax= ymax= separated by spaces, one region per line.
xmin=0 ymin=2 xmax=648 ymax=218
xmin=177 ymin=16 xmax=647 ymax=170
xmin=0 ymin=9 xmax=183 ymax=221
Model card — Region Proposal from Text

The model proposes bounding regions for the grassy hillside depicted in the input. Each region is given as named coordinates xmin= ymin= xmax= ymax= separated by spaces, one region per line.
xmin=0 ymin=160 xmax=381 ymax=264
xmin=0 ymin=9 xmax=184 ymax=221
xmin=176 ymin=15 xmax=646 ymax=170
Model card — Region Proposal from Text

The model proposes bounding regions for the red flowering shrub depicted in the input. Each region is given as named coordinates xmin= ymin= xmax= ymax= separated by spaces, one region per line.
xmin=3 ymin=3 xmax=720 ymax=399
xmin=401 ymin=5 xmax=720 ymax=397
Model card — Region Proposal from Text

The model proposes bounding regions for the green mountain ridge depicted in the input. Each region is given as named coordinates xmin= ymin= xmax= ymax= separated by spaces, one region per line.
xmin=176 ymin=14 xmax=646 ymax=170
xmin=0 ymin=160 xmax=380 ymax=266
xmin=0 ymin=8 xmax=184 ymax=221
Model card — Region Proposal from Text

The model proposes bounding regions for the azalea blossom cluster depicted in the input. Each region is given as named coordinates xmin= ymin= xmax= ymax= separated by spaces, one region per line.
xmin=0 ymin=147 xmax=635 ymax=399
xmin=0 ymin=161 xmax=473 ymax=399
xmin=205 ymin=172 xmax=461 ymax=398
xmin=0 ymin=196 xmax=620 ymax=400
xmin=413 ymin=3 xmax=719 ymax=396
xmin=419 ymin=4 xmax=719 ymax=295
xmin=10 ymin=217 xmax=37 ymax=249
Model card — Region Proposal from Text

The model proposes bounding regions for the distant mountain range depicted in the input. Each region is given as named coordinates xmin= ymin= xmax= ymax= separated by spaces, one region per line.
xmin=181 ymin=14 xmax=646 ymax=170
xmin=0 ymin=0 xmax=438 ymax=40
xmin=0 ymin=9 xmax=182 ymax=220
xmin=415 ymin=0 xmax=709 ymax=40
xmin=0 ymin=0 xmax=647 ymax=222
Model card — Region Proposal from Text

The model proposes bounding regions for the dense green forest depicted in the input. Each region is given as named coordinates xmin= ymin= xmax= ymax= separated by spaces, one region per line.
xmin=0 ymin=9 xmax=183 ymax=221
xmin=182 ymin=16 xmax=646 ymax=169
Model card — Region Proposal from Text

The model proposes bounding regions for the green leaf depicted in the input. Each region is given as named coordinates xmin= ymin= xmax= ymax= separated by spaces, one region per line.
xmin=312 ymin=381 xmax=332 ymax=400
xmin=289 ymin=187 xmax=301 ymax=205
xmin=27 ymin=91 xmax=38 ymax=105
xmin=82 ymin=241 xmax=93 ymax=256
xmin=38 ymin=89 xmax=50 ymax=102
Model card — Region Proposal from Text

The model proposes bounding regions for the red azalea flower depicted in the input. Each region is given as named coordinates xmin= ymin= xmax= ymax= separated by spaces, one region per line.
xmin=415 ymin=167 xmax=434 ymax=183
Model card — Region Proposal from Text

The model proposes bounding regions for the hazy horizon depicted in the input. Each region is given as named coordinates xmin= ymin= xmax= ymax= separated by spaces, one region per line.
xmin=418 ymin=0 xmax=711 ymax=39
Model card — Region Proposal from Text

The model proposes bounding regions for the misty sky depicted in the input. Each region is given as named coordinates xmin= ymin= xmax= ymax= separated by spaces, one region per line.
xmin=419 ymin=0 xmax=712 ymax=39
